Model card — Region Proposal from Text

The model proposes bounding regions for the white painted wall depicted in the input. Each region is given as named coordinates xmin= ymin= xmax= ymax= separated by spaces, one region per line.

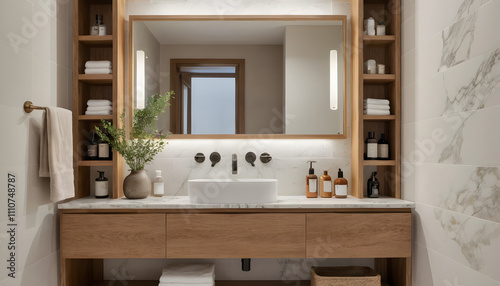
xmin=401 ymin=0 xmax=500 ymax=285
xmin=284 ymin=25 xmax=344 ymax=135
xmin=0 ymin=0 xmax=73 ymax=285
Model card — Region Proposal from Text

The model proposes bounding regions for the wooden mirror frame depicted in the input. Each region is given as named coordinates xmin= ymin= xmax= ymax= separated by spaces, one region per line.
xmin=129 ymin=15 xmax=348 ymax=139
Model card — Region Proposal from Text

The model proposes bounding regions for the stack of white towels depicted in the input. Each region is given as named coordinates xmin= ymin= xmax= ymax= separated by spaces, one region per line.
xmin=85 ymin=99 xmax=112 ymax=115
xmin=84 ymin=60 xmax=112 ymax=74
xmin=158 ymin=264 xmax=215 ymax=286
xmin=364 ymin=98 xmax=390 ymax=115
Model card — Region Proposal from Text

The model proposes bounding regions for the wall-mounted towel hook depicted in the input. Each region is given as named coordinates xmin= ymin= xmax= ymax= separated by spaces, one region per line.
xmin=23 ymin=101 xmax=47 ymax=113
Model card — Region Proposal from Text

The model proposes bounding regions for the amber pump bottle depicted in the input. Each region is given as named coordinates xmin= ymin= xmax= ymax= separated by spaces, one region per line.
xmin=306 ymin=161 xmax=318 ymax=198
xmin=320 ymin=171 xmax=332 ymax=198
xmin=334 ymin=168 xmax=348 ymax=198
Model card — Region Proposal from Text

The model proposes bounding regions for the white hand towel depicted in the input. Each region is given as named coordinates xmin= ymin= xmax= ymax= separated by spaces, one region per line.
xmin=364 ymin=98 xmax=390 ymax=105
xmin=85 ymin=60 xmax=112 ymax=69
xmin=39 ymin=107 xmax=75 ymax=202
xmin=363 ymin=103 xmax=390 ymax=110
xmin=84 ymin=68 xmax=112 ymax=74
xmin=87 ymin=99 xmax=112 ymax=107
xmin=160 ymin=264 xmax=215 ymax=284
xmin=86 ymin=106 xmax=113 ymax=112
xmin=158 ymin=283 xmax=214 ymax=286
xmin=364 ymin=109 xmax=390 ymax=115
xmin=85 ymin=110 xmax=112 ymax=115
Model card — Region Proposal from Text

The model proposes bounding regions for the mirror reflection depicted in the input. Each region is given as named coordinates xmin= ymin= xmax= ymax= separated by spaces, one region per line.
xmin=131 ymin=16 xmax=346 ymax=136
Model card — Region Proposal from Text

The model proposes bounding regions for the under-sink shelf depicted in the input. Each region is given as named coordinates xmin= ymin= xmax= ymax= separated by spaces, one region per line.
xmin=92 ymin=281 xmax=310 ymax=286
xmin=92 ymin=280 xmax=389 ymax=286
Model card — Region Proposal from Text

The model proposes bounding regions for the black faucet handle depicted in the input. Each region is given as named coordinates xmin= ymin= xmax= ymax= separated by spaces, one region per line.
xmin=245 ymin=152 xmax=256 ymax=167
xmin=194 ymin=153 xmax=205 ymax=163
xmin=210 ymin=152 xmax=221 ymax=167
xmin=260 ymin=152 xmax=272 ymax=163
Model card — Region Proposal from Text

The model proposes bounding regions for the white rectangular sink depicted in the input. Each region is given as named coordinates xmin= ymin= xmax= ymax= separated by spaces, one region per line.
xmin=188 ymin=178 xmax=278 ymax=204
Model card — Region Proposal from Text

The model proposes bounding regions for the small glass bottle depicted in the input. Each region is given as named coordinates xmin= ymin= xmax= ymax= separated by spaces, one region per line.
xmin=98 ymin=132 xmax=110 ymax=160
xmin=334 ymin=168 xmax=348 ymax=198
xmin=319 ymin=171 xmax=332 ymax=198
xmin=377 ymin=133 xmax=389 ymax=160
xmin=306 ymin=161 xmax=318 ymax=198
xmin=365 ymin=131 xmax=377 ymax=160
xmin=153 ymin=170 xmax=164 ymax=197
xmin=367 ymin=172 xmax=380 ymax=198
xmin=87 ymin=131 xmax=98 ymax=160
xmin=90 ymin=14 xmax=100 ymax=36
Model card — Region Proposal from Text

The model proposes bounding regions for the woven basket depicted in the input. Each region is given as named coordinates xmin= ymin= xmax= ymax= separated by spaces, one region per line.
xmin=310 ymin=266 xmax=381 ymax=286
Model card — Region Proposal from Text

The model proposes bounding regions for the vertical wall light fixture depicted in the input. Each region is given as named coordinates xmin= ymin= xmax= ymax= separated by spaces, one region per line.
xmin=136 ymin=50 xmax=146 ymax=110
xmin=330 ymin=50 xmax=338 ymax=110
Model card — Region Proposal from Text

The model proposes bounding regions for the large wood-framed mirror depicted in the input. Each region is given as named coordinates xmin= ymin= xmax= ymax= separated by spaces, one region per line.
xmin=129 ymin=15 xmax=347 ymax=139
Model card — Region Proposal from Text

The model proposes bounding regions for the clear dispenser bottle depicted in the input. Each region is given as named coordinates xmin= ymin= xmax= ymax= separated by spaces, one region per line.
xmin=306 ymin=161 xmax=318 ymax=198
xmin=153 ymin=170 xmax=164 ymax=197
xmin=319 ymin=170 xmax=332 ymax=198
xmin=334 ymin=168 xmax=348 ymax=198
xmin=95 ymin=171 xmax=109 ymax=198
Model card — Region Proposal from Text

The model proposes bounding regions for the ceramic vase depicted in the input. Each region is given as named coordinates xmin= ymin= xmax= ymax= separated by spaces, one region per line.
xmin=123 ymin=169 xmax=150 ymax=199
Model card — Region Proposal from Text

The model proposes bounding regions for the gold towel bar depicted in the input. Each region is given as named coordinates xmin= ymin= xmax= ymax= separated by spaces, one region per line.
xmin=23 ymin=101 xmax=47 ymax=113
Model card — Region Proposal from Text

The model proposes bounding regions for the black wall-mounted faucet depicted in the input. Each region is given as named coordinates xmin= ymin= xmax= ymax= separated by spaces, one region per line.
xmin=245 ymin=152 xmax=256 ymax=167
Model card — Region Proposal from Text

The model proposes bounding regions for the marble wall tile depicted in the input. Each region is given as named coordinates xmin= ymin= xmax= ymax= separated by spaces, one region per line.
xmin=402 ymin=14 xmax=415 ymax=55
xmin=414 ymin=72 xmax=447 ymax=121
xmin=470 ymin=1 xmax=500 ymax=60
xmin=413 ymin=242 xmax=500 ymax=286
xmin=415 ymin=203 xmax=500 ymax=281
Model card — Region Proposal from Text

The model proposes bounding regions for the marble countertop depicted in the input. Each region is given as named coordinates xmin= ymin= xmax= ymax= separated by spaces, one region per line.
xmin=58 ymin=196 xmax=415 ymax=209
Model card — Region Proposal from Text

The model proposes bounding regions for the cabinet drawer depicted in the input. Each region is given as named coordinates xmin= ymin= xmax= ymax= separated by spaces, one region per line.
xmin=306 ymin=213 xmax=411 ymax=258
xmin=61 ymin=214 xmax=165 ymax=258
xmin=167 ymin=213 xmax=305 ymax=258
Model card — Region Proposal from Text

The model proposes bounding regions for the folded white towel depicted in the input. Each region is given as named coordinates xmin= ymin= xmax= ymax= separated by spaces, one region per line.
xmin=85 ymin=110 xmax=112 ymax=115
xmin=85 ymin=60 xmax=112 ymax=69
xmin=84 ymin=68 xmax=112 ymax=74
xmin=363 ymin=103 xmax=390 ymax=110
xmin=86 ymin=106 xmax=113 ymax=112
xmin=158 ymin=283 xmax=214 ymax=286
xmin=364 ymin=98 xmax=390 ymax=105
xmin=87 ymin=99 xmax=112 ymax=107
xmin=364 ymin=109 xmax=390 ymax=115
xmin=160 ymin=264 xmax=215 ymax=284
xmin=39 ymin=107 xmax=75 ymax=202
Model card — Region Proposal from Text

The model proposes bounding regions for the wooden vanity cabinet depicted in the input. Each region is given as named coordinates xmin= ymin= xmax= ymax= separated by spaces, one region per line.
xmin=60 ymin=209 xmax=411 ymax=286
xmin=61 ymin=214 xmax=165 ymax=258
xmin=306 ymin=213 xmax=411 ymax=258
xmin=166 ymin=213 xmax=306 ymax=258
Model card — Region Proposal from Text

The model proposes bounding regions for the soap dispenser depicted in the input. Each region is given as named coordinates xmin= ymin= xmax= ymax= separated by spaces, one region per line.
xmin=334 ymin=168 xmax=348 ymax=198
xmin=367 ymin=172 xmax=380 ymax=198
xmin=95 ymin=171 xmax=109 ymax=198
xmin=306 ymin=161 xmax=318 ymax=198
xmin=319 ymin=171 xmax=332 ymax=198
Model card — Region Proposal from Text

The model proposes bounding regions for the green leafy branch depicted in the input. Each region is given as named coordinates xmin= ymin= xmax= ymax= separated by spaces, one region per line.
xmin=95 ymin=92 xmax=172 ymax=171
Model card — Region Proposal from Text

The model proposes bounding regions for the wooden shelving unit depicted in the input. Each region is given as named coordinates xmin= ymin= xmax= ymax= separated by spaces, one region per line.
xmin=351 ymin=0 xmax=401 ymax=200
xmin=72 ymin=0 xmax=125 ymax=200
